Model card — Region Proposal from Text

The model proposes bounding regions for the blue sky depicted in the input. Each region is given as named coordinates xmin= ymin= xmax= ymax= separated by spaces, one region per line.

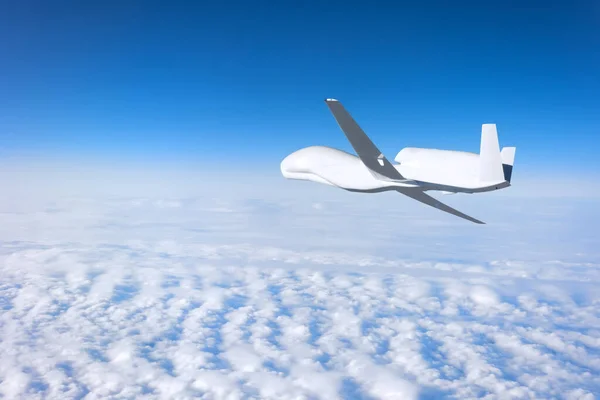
xmin=1 ymin=1 xmax=599 ymax=172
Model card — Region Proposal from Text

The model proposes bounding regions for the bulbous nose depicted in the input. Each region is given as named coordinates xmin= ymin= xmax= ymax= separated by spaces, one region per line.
xmin=280 ymin=154 xmax=293 ymax=177
xmin=279 ymin=147 xmax=336 ymax=186
xmin=281 ymin=149 xmax=309 ymax=177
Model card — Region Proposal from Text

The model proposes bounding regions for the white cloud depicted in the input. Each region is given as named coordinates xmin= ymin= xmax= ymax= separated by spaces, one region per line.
xmin=0 ymin=167 xmax=599 ymax=399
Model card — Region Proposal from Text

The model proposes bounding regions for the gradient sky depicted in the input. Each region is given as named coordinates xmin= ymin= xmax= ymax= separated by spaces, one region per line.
xmin=1 ymin=0 xmax=599 ymax=172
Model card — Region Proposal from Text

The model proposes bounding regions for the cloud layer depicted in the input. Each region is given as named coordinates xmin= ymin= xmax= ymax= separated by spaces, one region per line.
xmin=2 ymin=241 xmax=599 ymax=399
xmin=1 ymin=177 xmax=599 ymax=399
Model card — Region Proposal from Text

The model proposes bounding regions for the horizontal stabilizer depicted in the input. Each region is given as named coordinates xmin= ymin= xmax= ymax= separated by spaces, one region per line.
xmin=501 ymin=147 xmax=516 ymax=182
xmin=324 ymin=99 xmax=405 ymax=182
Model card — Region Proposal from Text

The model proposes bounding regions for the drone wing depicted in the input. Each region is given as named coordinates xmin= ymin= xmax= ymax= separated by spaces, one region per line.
xmin=325 ymin=98 xmax=406 ymax=182
xmin=397 ymin=188 xmax=485 ymax=224
xmin=325 ymin=98 xmax=483 ymax=224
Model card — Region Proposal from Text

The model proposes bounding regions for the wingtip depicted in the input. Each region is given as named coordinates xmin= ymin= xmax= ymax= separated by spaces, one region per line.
xmin=325 ymin=98 xmax=338 ymax=102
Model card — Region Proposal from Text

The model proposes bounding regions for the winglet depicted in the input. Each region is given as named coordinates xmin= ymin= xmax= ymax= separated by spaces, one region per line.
xmin=324 ymin=99 xmax=405 ymax=181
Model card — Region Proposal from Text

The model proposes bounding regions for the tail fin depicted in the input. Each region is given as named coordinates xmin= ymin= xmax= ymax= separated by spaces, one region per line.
xmin=479 ymin=124 xmax=505 ymax=183
xmin=500 ymin=147 xmax=516 ymax=183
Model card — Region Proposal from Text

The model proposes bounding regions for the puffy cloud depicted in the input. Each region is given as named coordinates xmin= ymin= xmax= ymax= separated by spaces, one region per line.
xmin=0 ymin=175 xmax=599 ymax=399
xmin=2 ymin=238 xmax=599 ymax=399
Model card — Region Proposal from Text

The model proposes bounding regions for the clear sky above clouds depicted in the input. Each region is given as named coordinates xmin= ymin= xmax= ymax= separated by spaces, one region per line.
xmin=1 ymin=0 xmax=599 ymax=173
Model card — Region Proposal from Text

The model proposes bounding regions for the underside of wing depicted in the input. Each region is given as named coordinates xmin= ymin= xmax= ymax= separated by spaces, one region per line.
xmin=324 ymin=99 xmax=406 ymax=182
xmin=396 ymin=188 xmax=485 ymax=224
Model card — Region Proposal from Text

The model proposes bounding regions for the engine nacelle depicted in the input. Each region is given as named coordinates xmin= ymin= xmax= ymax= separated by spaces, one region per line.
xmin=394 ymin=147 xmax=481 ymax=184
xmin=395 ymin=147 xmax=479 ymax=171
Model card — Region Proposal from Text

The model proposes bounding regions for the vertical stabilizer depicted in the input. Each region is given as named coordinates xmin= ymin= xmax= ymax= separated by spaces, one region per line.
xmin=479 ymin=124 xmax=505 ymax=182
xmin=500 ymin=147 xmax=516 ymax=182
